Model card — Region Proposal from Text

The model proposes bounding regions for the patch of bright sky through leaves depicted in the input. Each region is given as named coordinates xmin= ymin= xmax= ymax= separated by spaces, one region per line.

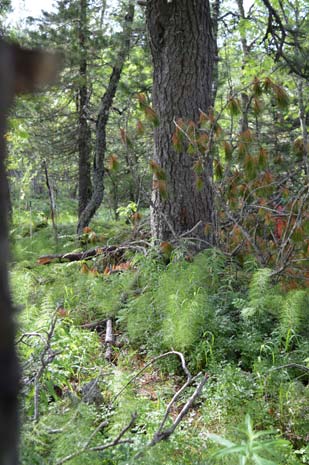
xmin=10 ymin=0 xmax=254 ymax=24
xmin=9 ymin=0 xmax=118 ymax=24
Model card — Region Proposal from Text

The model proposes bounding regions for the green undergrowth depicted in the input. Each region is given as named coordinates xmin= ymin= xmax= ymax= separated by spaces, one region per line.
xmin=11 ymin=219 xmax=309 ymax=465
xmin=11 ymin=200 xmax=134 ymax=266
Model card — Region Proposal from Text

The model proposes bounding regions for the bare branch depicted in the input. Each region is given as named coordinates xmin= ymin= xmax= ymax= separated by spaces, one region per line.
xmin=33 ymin=312 xmax=59 ymax=421
xmin=110 ymin=351 xmax=209 ymax=459
xmin=148 ymin=373 xmax=209 ymax=446
xmin=111 ymin=350 xmax=192 ymax=405
xmin=55 ymin=414 xmax=136 ymax=465
xmin=105 ymin=318 xmax=114 ymax=362
xmin=268 ymin=364 xmax=309 ymax=373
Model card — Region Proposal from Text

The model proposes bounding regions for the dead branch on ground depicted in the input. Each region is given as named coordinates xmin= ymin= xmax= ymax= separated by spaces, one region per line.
xmin=111 ymin=351 xmax=209 ymax=458
xmin=32 ymin=312 xmax=60 ymax=421
xmin=105 ymin=318 xmax=114 ymax=362
xmin=54 ymin=414 xmax=136 ymax=465
xmin=37 ymin=245 xmax=118 ymax=264
xmin=37 ymin=240 xmax=150 ymax=265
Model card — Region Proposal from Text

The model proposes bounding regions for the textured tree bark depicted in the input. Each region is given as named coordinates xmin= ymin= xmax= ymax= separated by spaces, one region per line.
xmin=146 ymin=0 xmax=216 ymax=246
xmin=78 ymin=0 xmax=92 ymax=218
xmin=211 ymin=0 xmax=220 ymax=106
xmin=77 ymin=2 xmax=135 ymax=234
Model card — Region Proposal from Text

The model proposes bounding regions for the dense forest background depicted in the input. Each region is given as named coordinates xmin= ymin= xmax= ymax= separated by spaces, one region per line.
xmin=1 ymin=0 xmax=309 ymax=463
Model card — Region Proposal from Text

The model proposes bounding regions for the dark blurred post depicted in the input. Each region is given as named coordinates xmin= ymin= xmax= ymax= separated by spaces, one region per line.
xmin=0 ymin=39 xmax=60 ymax=465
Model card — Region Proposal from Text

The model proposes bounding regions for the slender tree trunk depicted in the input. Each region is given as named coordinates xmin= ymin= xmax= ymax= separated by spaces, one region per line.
xmin=43 ymin=160 xmax=58 ymax=241
xmin=108 ymin=175 xmax=120 ymax=220
xmin=77 ymin=2 xmax=135 ymax=233
xmin=78 ymin=0 xmax=92 ymax=219
xmin=294 ymin=4 xmax=309 ymax=177
xmin=236 ymin=0 xmax=250 ymax=133
xmin=297 ymin=79 xmax=309 ymax=177
xmin=146 ymin=0 xmax=216 ymax=246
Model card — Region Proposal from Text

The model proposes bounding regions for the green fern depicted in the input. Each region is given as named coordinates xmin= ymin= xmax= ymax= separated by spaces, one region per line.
xmin=280 ymin=290 xmax=309 ymax=339
xmin=156 ymin=251 xmax=224 ymax=351
xmin=121 ymin=290 xmax=162 ymax=345
xmin=161 ymin=288 xmax=210 ymax=351
xmin=118 ymin=250 xmax=225 ymax=351
xmin=242 ymin=269 xmax=283 ymax=318
xmin=248 ymin=268 xmax=272 ymax=300
xmin=117 ymin=255 xmax=163 ymax=345
xmin=21 ymin=403 xmax=104 ymax=465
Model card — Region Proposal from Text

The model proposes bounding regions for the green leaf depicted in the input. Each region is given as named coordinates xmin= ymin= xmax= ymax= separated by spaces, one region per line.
xmin=227 ymin=97 xmax=241 ymax=116
xmin=208 ymin=433 xmax=236 ymax=448
xmin=252 ymin=453 xmax=279 ymax=465
xmin=212 ymin=445 xmax=248 ymax=458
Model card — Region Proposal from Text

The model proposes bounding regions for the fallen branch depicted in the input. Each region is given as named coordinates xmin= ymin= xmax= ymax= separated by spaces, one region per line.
xmin=16 ymin=332 xmax=46 ymax=346
xmin=147 ymin=373 xmax=208 ymax=447
xmin=55 ymin=414 xmax=136 ymax=465
xmin=37 ymin=240 xmax=150 ymax=265
xmin=33 ymin=312 xmax=60 ymax=421
xmin=111 ymin=350 xmax=191 ymax=405
xmin=105 ymin=318 xmax=114 ymax=362
xmin=268 ymin=363 xmax=309 ymax=373
xmin=37 ymin=245 xmax=118 ymax=264
xmin=111 ymin=351 xmax=209 ymax=458
xmin=80 ymin=319 xmax=107 ymax=330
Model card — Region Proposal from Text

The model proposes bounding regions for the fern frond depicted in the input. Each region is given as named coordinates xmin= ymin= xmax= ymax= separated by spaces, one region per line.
xmin=242 ymin=269 xmax=283 ymax=318
xmin=249 ymin=268 xmax=272 ymax=300
xmin=280 ymin=290 xmax=309 ymax=337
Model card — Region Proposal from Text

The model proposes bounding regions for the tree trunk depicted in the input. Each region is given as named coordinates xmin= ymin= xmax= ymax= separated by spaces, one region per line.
xmin=0 ymin=39 xmax=60 ymax=465
xmin=78 ymin=0 xmax=92 ymax=219
xmin=77 ymin=2 xmax=135 ymax=234
xmin=211 ymin=0 xmax=220 ymax=106
xmin=146 ymin=0 xmax=216 ymax=246
xmin=236 ymin=0 xmax=250 ymax=133
xmin=0 ymin=114 xmax=19 ymax=465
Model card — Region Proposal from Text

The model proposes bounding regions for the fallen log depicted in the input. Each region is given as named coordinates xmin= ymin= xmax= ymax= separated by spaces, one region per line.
xmin=37 ymin=240 xmax=150 ymax=265
xmin=37 ymin=246 xmax=119 ymax=265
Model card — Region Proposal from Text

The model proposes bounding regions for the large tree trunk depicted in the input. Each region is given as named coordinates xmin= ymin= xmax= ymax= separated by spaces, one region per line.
xmin=146 ymin=0 xmax=216 ymax=246
xmin=0 ymin=104 xmax=19 ymax=465
xmin=77 ymin=2 xmax=135 ymax=234
xmin=78 ymin=0 xmax=92 ymax=218
xmin=0 ymin=39 xmax=60 ymax=465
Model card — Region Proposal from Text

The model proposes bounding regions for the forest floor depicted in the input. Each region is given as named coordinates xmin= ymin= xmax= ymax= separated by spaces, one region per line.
xmin=11 ymin=200 xmax=309 ymax=465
